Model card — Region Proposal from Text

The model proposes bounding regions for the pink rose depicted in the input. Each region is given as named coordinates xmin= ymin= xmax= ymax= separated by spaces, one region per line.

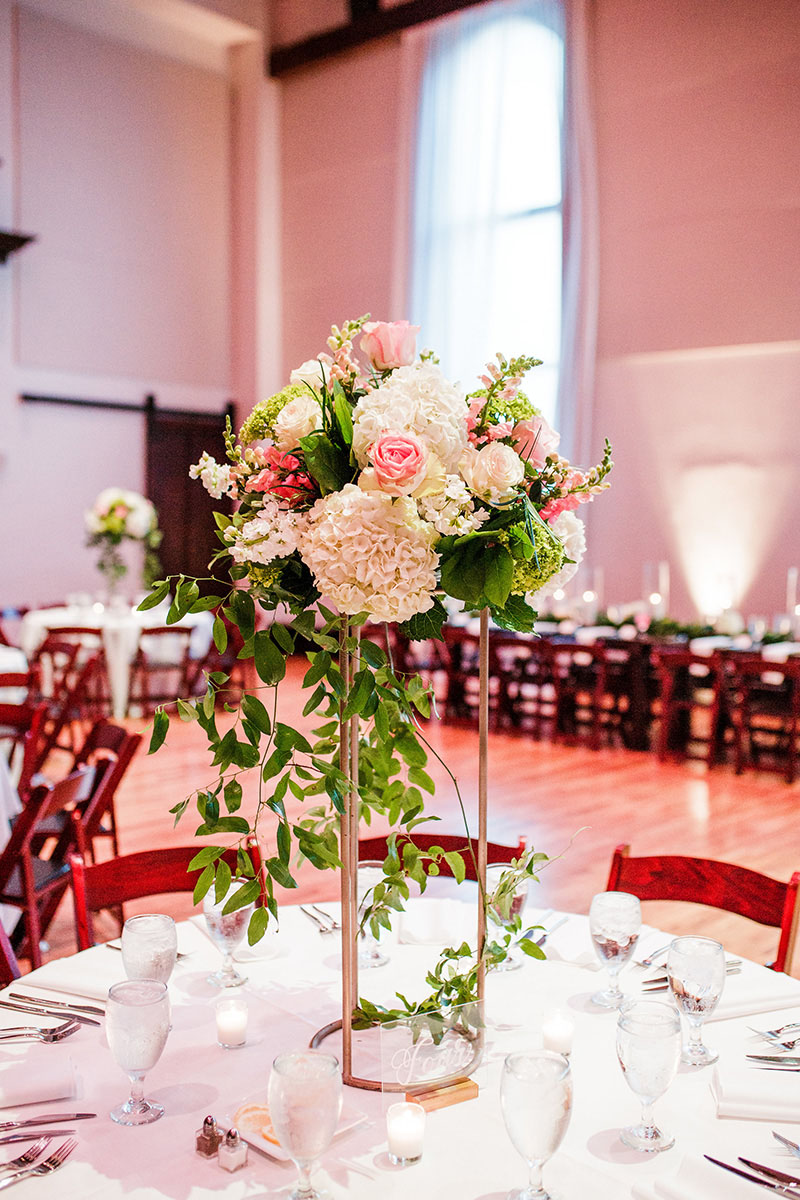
xmin=513 ymin=414 xmax=561 ymax=467
xmin=360 ymin=320 xmax=420 ymax=370
xmin=368 ymin=433 xmax=428 ymax=496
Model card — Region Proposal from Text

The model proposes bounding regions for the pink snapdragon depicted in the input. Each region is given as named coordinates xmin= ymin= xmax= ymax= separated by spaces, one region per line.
xmin=247 ymin=447 xmax=313 ymax=507
xmin=368 ymin=432 xmax=428 ymax=496
xmin=513 ymin=414 xmax=561 ymax=467
xmin=360 ymin=321 xmax=420 ymax=371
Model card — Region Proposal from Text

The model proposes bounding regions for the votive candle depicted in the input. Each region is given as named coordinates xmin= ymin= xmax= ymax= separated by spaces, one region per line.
xmin=542 ymin=1009 xmax=575 ymax=1056
xmin=216 ymin=995 xmax=248 ymax=1048
xmin=386 ymin=1101 xmax=426 ymax=1166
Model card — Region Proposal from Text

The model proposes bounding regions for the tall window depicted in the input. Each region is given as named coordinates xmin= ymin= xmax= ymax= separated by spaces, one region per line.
xmin=411 ymin=0 xmax=564 ymax=424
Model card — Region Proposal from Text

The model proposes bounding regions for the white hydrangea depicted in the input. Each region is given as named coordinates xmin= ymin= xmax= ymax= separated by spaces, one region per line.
xmin=352 ymin=362 xmax=468 ymax=472
xmin=189 ymin=452 xmax=236 ymax=500
xmin=228 ymin=501 xmax=305 ymax=567
xmin=299 ymin=484 xmax=439 ymax=623
xmin=529 ymin=511 xmax=586 ymax=602
xmin=417 ymin=475 xmax=489 ymax=536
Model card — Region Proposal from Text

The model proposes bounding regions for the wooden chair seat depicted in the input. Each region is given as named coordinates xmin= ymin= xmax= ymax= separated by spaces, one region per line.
xmin=358 ymin=832 xmax=527 ymax=881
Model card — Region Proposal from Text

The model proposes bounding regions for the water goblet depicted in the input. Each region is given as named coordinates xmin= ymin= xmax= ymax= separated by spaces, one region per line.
xmin=486 ymin=863 xmax=529 ymax=972
xmin=203 ymin=887 xmax=255 ymax=988
xmin=589 ymin=891 xmax=641 ymax=1008
xmin=616 ymin=1000 xmax=681 ymax=1152
xmin=667 ymin=935 xmax=726 ymax=1066
xmin=106 ymin=979 xmax=170 ymax=1126
xmin=268 ymin=1051 xmax=343 ymax=1200
xmin=121 ymin=913 xmax=177 ymax=984
xmin=500 ymin=1050 xmax=572 ymax=1200
xmin=357 ymin=861 xmax=389 ymax=969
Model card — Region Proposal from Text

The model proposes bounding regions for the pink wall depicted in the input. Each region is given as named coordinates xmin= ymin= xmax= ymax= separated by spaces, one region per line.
xmin=278 ymin=0 xmax=800 ymax=622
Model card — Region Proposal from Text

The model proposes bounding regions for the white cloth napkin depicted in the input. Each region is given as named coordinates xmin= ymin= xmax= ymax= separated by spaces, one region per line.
xmin=23 ymin=945 xmax=126 ymax=1002
xmin=712 ymin=1062 xmax=800 ymax=1121
xmin=0 ymin=1054 xmax=78 ymax=1108
xmin=631 ymin=1155 xmax=763 ymax=1199
xmin=706 ymin=963 xmax=800 ymax=1023
xmin=398 ymin=899 xmax=476 ymax=946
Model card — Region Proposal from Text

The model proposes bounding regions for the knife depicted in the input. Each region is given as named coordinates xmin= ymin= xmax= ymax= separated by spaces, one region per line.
xmin=0 ymin=1114 xmax=96 ymax=1131
xmin=747 ymin=1055 xmax=800 ymax=1066
xmin=740 ymin=1158 xmax=800 ymax=1188
xmin=0 ymin=1000 xmax=100 ymax=1027
xmin=705 ymin=1154 xmax=796 ymax=1193
xmin=0 ymin=1130 xmax=75 ymax=1145
xmin=8 ymin=993 xmax=105 ymax=1017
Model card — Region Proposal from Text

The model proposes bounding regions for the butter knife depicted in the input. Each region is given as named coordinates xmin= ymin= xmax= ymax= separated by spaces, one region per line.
xmin=9 ymin=993 xmax=104 ymax=1017
xmin=740 ymin=1157 xmax=800 ymax=1188
xmin=0 ymin=1115 xmax=95 ymax=1131
xmin=0 ymin=1131 xmax=75 ymax=1145
xmin=747 ymin=1055 xmax=800 ymax=1066
xmin=705 ymin=1154 xmax=796 ymax=1193
xmin=0 ymin=1000 xmax=100 ymax=1027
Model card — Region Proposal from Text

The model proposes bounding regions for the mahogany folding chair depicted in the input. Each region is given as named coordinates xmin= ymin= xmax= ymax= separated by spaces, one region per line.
xmin=0 ymin=767 xmax=95 ymax=968
xmin=606 ymin=843 xmax=800 ymax=973
xmin=129 ymin=626 xmax=194 ymax=713
xmin=717 ymin=653 xmax=800 ymax=784
xmin=14 ymin=700 xmax=50 ymax=798
xmin=652 ymin=647 xmax=726 ymax=763
xmin=358 ymin=833 xmax=527 ymax=881
xmin=69 ymin=839 xmax=265 ymax=950
xmin=0 ymin=921 xmax=21 ymax=986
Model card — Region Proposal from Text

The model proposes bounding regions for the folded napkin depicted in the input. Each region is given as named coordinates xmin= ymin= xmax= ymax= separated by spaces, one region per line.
xmin=706 ymin=963 xmax=800 ymax=1023
xmin=631 ymin=1155 xmax=762 ymax=1199
xmin=25 ymin=945 xmax=126 ymax=1002
xmin=712 ymin=1062 xmax=800 ymax=1121
xmin=398 ymin=899 xmax=475 ymax=946
xmin=0 ymin=1054 xmax=78 ymax=1109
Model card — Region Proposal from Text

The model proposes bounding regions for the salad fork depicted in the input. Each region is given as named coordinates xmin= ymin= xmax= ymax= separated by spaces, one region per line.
xmin=0 ymin=1020 xmax=80 ymax=1043
xmin=0 ymin=1138 xmax=52 ymax=1175
xmin=312 ymin=904 xmax=341 ymax=931
xmin=0 ymin=1138 xmax=76 ymax=1191
xmin=749 ymin=1026 xmax=800 ymax=1051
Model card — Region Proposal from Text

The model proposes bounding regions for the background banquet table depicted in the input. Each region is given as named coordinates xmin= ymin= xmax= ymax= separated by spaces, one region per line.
xmin=19 ymin=605 xmax=214 ymax=719
xmin=3 ymin=902 xmax=800 ymax=1198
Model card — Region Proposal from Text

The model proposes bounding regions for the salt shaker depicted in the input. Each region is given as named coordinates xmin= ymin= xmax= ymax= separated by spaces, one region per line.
xmin=218 ymin=1127 xmax=248 ymax=1172
xmin=196 ymin=1115 xmax=223 ymax=1157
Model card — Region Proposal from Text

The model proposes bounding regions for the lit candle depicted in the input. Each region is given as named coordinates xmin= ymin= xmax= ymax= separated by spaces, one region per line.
xmin=542 ymin=1010 xmax=575 ymax=1056
xmin=216 ymin=995 xmax=248 ymax=1048
xmin=386 ymin=1101 xmax=425 ymax=1166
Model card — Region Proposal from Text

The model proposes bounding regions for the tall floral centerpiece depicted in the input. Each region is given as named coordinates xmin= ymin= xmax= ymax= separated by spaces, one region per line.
xmin=86 ymin=487 xmax=163 ymax=598
xmin=143 ymin=316 xmax=612 ymax=1084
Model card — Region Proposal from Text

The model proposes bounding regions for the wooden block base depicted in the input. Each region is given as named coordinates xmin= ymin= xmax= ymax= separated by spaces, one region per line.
xmin=405 ymin=1077 xmax=479 ymax=1112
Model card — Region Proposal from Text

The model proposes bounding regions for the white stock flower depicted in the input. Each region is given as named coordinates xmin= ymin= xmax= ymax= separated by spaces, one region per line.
xmin=189 ymin=452 xmax=236 ymax=500
xmin=229 ymin=501 xmax=305 ymax=567
xmin=461 ymin=442 xmax=525 ymax=506
xmin=352 ymin=362 xmax=467 ymax=472
xmin=299 ymin=484 xmax=438 ymax=623
xmin=529 ymin=511 xmax=586 ymax=601
xmin=289 ymin=356 xmax=332 ymax=392
xmin=273 ymin=395 xmax=322 ymax=452
xmin=417 ymin=475 xmax=489 ymax=536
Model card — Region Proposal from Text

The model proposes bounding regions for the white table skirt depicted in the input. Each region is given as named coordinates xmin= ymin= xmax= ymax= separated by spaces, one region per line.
xmin=19 ymin=606 xmax=214 ymax=719
xmin=2 ymin=904 xmax=800 ymax=1197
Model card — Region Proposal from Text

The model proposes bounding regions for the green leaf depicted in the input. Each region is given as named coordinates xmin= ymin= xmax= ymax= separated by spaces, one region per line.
xmin=408 ymin=766 xmax=435 ymax=794
xmin=490 ymin=592 xmax=538 ymax=633
xmin=265 ymin=856 xmax=297 ymax=889
xmin=443 ymin=850 xmax=466 ymax=884
xmin=395 ymin=727 xmax=427 ymax=768
xmin=254 ymin=630 xmax=287 ymax=686
xmin=214 ymin=858 xmax=232 ymax=904
xmin=148 ymin=709 xmax=169 ymax=754
xmin=399 ymin=596 xmax=448 ymax=642
xmin=241 ymin=693 xmax=272 ymax=734
xmin=484 ymin=547 xmax=514 ymax=607
xmin=137 ymin=580 xmax=170 ymax=611
xmin=223 ymin=779 xmax=243 ymax=812
xmin=302 ymin=681 xmax=326 ymax=717
xmin=271 ymin=622 xmax=295 ymax=654
xmin=230 ymin=590 xmax=256 ymax=641
xmin=342 ymin=668 xmax=374 ymax=721
xmin=277 ymin=821 xmax=291 ymax=865
xmin=188 ymin=846 xmax=224 ymax=871
xmin=359 ymin=639 xmax=386 ymax=669
xmin=221 ymin=877 xmax=261 ymax=914
xmin=299 ymin=432 xmax=351 ymax=495
xmin=212 ymin=615 xmax=227 ymax=654
xmin=518 ymin=937 xmax=546 ymax=960
xmin=176 ymin=698 xmax=197 ymax=723
xmin=192 ymin=863 xmax=215 ymax=905
xmin=247 ymin=906 xmax=270 ymax=945
xmin=303 ymin=651 xmax=331 ymax=688
xmin=333 ymin=392 xmax=354 ymax=446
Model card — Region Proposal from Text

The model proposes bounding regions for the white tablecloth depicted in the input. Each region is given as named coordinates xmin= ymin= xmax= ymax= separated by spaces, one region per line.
xmin=0 ymin=757 xmax=21 ymax=933
xmin=20 ymin=606 xmax=214 ymax=719
xmin=2 ymin=904 xmax=800 ymax=1197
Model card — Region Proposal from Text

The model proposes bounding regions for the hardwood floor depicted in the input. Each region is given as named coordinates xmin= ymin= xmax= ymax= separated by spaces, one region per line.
xmin=38 ymin=656 xmax=800 ymax=974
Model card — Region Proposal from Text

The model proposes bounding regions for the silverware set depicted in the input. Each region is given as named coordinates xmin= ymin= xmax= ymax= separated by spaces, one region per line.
xmin=706 ymin=1151 xmax=800 ymax=1192
xmin=300 ymin=905 xmax=341 ymax=934
xmin=0 ymin=1138 xmax=76 ymax=1192
xmin=748 ymin=1022 xmax=800 ymax=1051
xmin=0 ymin=1020 xmax=80 ymax=1044
xmin=0 ymin=998 xmax=101 ymax=1027
xmin=8 ymin=993 xmax=104 ymax=1017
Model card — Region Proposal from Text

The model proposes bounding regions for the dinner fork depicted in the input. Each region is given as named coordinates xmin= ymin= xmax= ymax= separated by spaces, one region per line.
xmin=312 ymin=905 xmax=341 ymax=931
xmin=300 ymin=906 xmax=336 ymax=934
xmin=0 ymin=1138 xmax=52 ymax=1176
xmin=0 ymin=1138 xmax=76 ymax=1191
xmin=773 ymin=1131 xmax=800 ymax=1159
xmin=0 ymin=1020 xmax=80 ymax=1043
xmin=749 ymin=1026 xmax=800 ymax=1051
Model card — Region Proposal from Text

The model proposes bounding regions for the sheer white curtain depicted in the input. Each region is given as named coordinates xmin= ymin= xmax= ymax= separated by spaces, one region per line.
xmin=410 ymin=0 xmax=596 ymax=451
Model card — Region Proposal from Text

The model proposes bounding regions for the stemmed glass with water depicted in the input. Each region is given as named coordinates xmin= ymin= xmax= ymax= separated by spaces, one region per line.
xmin=486 ymin=863 xmax=529 ymax=972
xmin=203 ymin=887 xmax=256 ymax=988
xmin=268 ymin=1051 xmax=342 ymax=1200
xmin=616 ymin=1000 xmax=681 ymax=1152
xmin=500 ymin=1050 xmax=572 ymax=1200
xmin=356 ymin=861 xmax=389 ymax=969
xmin=667 ymin=936 xmax=726 ymax=1066
xmin=106 ymin=980 xmax=171 ymax=1125
xmin=121 ymin=914 xmax=177 ymax=984
xmin=589 ymin=891 xmax=641 ymax=1008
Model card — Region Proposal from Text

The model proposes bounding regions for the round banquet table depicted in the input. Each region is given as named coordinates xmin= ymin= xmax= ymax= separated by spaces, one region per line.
xmin=2 ymin=902 xmax=800 ymax=1198
xmin=19 ymin=605 xmax=214 ymax=720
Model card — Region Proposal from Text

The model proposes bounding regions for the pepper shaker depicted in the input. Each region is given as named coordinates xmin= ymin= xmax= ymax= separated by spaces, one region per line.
xmin=218 ymin=1127 xmax=248 ymax=1172
xmin=196 ymin=1115 xmax=223 ymax=1157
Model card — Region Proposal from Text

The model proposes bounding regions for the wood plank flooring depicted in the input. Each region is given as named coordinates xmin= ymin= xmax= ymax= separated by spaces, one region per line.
xmin=38 ymin=656 xmax=800 ymax=974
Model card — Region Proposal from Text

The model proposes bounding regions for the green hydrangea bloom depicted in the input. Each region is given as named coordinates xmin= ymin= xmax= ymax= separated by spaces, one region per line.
xmin=510 ymin=520 xmax=565 ymax=595
xmin=239 ymin=383 xmax=309 ymax=445
xmin=246 ymin=562 xmax=285 ymax=590
xmin=468 ymin=388 xmax=537 ymax=426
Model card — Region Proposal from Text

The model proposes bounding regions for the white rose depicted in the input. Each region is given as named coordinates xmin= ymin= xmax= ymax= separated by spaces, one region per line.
xmin=273 ymin=395 xmax=323 ymax=451
xmin=461 ymin=442 xmax=524 ymax=505
xmin=289 ymin=356 xmax=332 ymax=392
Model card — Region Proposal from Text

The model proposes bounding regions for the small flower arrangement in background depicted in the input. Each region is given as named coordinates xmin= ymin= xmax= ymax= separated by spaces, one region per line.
xmin=85 ymin=487 xmax=162 ymax=593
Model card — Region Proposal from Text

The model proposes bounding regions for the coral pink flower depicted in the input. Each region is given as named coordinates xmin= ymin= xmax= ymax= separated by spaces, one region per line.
xmin=246 ymin=448 xmax=313 ymax=506
xmin=360 ymin=321 xmax=420 ymax=370
xmin=541 ymin=492 xmax=584 ymax=522
xmin=513 ymin=414 xmax=561 ymax=467
xmin=368 ymin=432 xmax=428 ymax=496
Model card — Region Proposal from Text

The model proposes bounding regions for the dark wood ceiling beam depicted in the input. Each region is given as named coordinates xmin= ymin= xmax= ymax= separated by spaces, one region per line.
xmin=269 ymin=0 xmax=488 ymax=77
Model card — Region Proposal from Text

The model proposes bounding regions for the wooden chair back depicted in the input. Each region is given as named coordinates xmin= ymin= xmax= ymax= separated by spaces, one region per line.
xmin=69 ymin=840 xmax=265 ymax=950
xmin=606 ymin=843 xmax=800 ymax=973
xmin=358 ymin=832 xmax=527 ymax=881
xmin=129 ymin=626 xmax=193 ymax=712
xmin=0 ymin=921 xmax=21 ymax=986
xmin=15 ymin=700 xmax=50 ymax=798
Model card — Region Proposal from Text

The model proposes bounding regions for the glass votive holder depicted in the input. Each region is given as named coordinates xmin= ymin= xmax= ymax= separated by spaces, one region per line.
xmin=215 ymin=993 xmax=248 ymax=1049
xmin=386 ymin=1101 xmax=425 ymax=1166
xmin=542 ymin=1009 xmax=575 ymax=1056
